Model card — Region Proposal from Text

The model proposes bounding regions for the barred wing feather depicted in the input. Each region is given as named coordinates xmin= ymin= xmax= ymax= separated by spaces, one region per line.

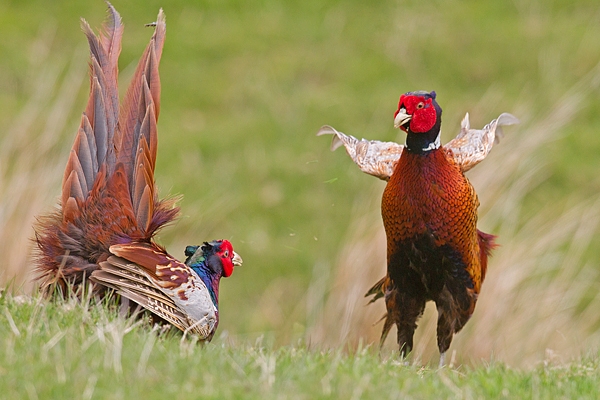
xmin=317 ymin=125 xmax=403 ymax=181
xmin=444 ymin=112 xmax=519 ymax=172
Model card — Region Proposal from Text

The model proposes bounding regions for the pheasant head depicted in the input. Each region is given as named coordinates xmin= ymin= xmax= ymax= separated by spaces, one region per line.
xmin=394 ymin=90 xmax=442 ymax=154
xmin=185 ymin=240 xmax=241 ymax=277
xmin=184 ymin=240 xmax=242 ymax=306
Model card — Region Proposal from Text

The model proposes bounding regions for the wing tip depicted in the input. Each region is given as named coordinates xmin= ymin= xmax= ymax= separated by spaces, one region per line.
xmin=496 ymin=113 xmax=520 ymax=126
xmin=316 ymin=125 xmax=345 ymax=151
xmin=316 ymin=125 xmax=335 ymax=137
xmin=461 ymin=112 xmax=470 ymax=131
xmin=493 ymin=113 xmax=519 ymax=143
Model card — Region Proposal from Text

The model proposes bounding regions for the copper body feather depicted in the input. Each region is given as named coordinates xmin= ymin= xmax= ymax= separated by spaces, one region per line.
xmin=380 ymin=148 xmax=483 ymax=355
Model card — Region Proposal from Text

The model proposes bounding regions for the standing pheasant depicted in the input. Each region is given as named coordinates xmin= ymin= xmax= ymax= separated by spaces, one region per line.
xmin=34 ymin=4 xmax=242 ymax=340
xmin=318 ymin=91 xmax=517 ymax=365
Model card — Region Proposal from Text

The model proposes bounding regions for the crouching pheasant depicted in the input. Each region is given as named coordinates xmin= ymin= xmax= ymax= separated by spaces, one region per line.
xmin=34 ymin=4 xmax=241 ymax=340
xmin=319 ymin=91 xmax=517 ymax=365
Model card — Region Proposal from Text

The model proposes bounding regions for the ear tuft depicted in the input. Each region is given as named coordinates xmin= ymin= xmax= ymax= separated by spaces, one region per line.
xmin=430 ymin=91 xmax=437 ymax=99
xmin=201 ymin=241 xmax=214 ymax=254
xmin=185 ymin=245 xmax=199 ymax=257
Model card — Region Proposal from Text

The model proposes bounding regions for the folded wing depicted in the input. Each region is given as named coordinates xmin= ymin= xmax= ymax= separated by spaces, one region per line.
xmin=91 ymin=242 xmax=215 ymax=339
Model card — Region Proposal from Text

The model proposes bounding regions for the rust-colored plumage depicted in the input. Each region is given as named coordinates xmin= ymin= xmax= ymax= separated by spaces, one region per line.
xmin=380 ymin=145 xmax=483 ymax=357
xmin=33 ymin=4 xmax=241 ymax=340
xmin=319 ymin=91 xmax=517 ymax=364
xmin=35 ymin=4 xmax=174 ymax=292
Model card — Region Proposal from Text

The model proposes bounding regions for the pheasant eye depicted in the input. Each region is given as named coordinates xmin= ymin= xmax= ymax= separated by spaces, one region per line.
xmin=416 ymin=102 xmax=424 ymax=109
xmin=224 ymin=250 xmax=229 ymax=258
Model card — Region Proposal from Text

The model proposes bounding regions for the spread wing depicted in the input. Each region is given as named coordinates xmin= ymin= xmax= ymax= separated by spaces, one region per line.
xmin=317 ymin=125 xmax=404 ymax=181
xmin=444 ymin=112 xmax=519 ymax=172
xmin=318 ymin=112 xmax=518 ymax=178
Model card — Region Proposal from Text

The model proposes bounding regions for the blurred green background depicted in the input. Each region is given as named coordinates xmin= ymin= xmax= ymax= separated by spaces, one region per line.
xmin=2 ymin=0 xmax=600 ymax=365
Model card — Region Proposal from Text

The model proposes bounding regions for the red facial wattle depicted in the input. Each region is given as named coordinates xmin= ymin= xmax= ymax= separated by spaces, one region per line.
xmin=219 ymin=240 xmax=235 ymax=277
xmin=222 ymin=260 xmax=234 ymax=277
xmin=395 ymin=95 xmax=437 ymax=133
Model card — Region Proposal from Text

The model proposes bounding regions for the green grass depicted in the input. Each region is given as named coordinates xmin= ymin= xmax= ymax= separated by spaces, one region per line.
xmin=2 ymin=0 xmax=600 ymax=390
xmin=2 ymin=293 xmax=600 ymax=399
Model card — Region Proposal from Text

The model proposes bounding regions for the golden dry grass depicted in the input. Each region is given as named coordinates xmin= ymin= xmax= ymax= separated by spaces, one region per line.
xmin=0 ymin=28 xmax=87 ymax=292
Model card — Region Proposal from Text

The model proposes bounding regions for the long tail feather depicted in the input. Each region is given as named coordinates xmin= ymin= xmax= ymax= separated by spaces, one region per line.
xmin=34 ymin=5 xmax=170 ymax=290
xmin=116 ymin=9 xmax=165 ymax=184
xmin=113 ymin=9 xmax=169 ymax=235
xmin=80 ymin=3 xmax=122 ymax=171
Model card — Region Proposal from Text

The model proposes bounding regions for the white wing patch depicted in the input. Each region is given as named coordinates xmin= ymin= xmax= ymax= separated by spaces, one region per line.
xmin=317 ymin=125 xmax=404 ymax=181
xmin=444 ymin=112 xmax=519 ymax=172
xmin=319 ymin=112 xmax=518 ymax=178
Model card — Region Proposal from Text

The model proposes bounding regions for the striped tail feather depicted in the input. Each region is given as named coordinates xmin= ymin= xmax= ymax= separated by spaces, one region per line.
xmin=34 ymin=4 xmax=177 ymax=292
xmin=61 ymin=4 xmax=123 ymax=222
xmin=114 ymin=9 xmax=175 ymax=236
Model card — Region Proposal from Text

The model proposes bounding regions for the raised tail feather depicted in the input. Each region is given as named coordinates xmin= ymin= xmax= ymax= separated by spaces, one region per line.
xmin=62 ymin=4 xmax=123 ymax=222
xmin=115 ymin=9 xmax=167 ymax=235
xmin=34 ymin=4 xmax=177 ymax=291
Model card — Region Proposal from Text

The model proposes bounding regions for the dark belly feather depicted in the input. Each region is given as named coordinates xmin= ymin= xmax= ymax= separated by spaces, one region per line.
xmin=373 ymin=148 xmax=486 ymax=354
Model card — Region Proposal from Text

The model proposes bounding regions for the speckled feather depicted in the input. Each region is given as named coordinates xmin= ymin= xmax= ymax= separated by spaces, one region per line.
xmin=445 ymin=112 xmax=519 ymax=172
xmin=92 ymin=243 xmax=219 ymax=339
xmin=316 ymin=125 xmax=403 ymax=181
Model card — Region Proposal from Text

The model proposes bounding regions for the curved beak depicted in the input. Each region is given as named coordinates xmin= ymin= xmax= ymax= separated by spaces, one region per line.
xmin=394 ymin=108 xmax=412 ymax=129
xmin=232 ymin=251 xmax=243 ymax=267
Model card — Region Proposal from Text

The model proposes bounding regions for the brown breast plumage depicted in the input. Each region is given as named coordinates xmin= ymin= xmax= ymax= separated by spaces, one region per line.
xmin=382 ymin=148 xmax=482 ymax=293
